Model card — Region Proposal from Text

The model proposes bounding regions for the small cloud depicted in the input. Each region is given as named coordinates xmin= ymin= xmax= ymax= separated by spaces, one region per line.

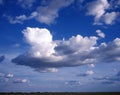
xmin=85 ymin=70 xmax=94 ymax=75
xmin=77 ymin=70 xmax=94 ymax=77
xmin=86 ymin=0 xmax=119 ymax=25
xmin=35 ymin=68 xmax=58 ymax=73
xmin=65 ymin=80 xmax=82 ymax=86
xmin=102 ymin=12 xmax=119 ymax=25
xmin=13 ymin=78 xmax=28 ymax=83
xmin=88 ymin=64 xmax=95 ymax=68
xmin=87 ymin=0 xmax=109 ymax=25
xmin=5 ymin=73 xmax=14 ymax=78
xmin=96 ymin=29 xmax=105 ymax=38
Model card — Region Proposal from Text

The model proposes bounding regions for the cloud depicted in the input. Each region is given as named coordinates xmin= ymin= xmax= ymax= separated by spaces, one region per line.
xmin=35 ymin=68 xmax=58 ymax=73
xmin=4 ymin=15 xmax=28 ymax=24
xmin=86 ymin=0 xmax=119 ymax=25
xmin=22 ymin=27 xmax=56 ymax=58
xmin=96 ymin=29 xmax=105 ymax=38
xmin=17 ymin=0 xmax=36 ymax=9
xmin=77 ymin=70 xmax=94 ymax=77
xmin=5 ymin=73 xmax=14 ymax=78
xmin=87 ymin=0 xmax=109 ymax=25
xmin=88 ymin=64 xmax=95 ymax=68
xmin=102 ymin=12 xmax=119 ymax=25
xmin=0 ymin=55 xmax=5 ymax=63
xmin=12 ymin=27 xmax=120 ymax=72
xmin=13 ymin=78 xmax=28 ymax=83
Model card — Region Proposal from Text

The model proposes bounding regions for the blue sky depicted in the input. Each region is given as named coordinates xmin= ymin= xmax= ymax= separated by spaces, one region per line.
xmin=0 ymin=0 xmax=120 ymax=92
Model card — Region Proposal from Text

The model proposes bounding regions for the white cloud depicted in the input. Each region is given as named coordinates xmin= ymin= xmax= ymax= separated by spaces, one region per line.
xmin=87 ymin=0 xmax=109 ymax=25
xmin=6 ymin=0 xmax=74 ymax=24
xmin=102 ymin=12 xmax=119 ymax=25
xmin=5 ymin=73 xmax=14 ymax=78
xmin=12 ymin=27 xmax=120 ymax=72
xmin=88 ymin=64 xmax=95 ymax=68
xmin=85 ymin=70 xmax=94 ymax=75
xmin=33 ymin=0 xmax=74 ymax=24
xmin=96 ymin=29 xmax=105 ymax=38
xmin=87 ymin=0 xmax=120 ymax=25
xmin=13 ymin=78 xmax=28 ymax=83
xmin=17 ymin=0 xmax=36 ymax=8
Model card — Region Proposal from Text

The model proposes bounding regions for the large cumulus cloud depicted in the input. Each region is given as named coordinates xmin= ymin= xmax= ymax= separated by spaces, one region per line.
xmin=12 ymin=27 xmax=120 ymax=71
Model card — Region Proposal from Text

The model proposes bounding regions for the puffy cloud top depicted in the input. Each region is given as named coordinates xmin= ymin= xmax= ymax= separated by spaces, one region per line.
xmin=22 ymin=27 xmax=56 ymax=57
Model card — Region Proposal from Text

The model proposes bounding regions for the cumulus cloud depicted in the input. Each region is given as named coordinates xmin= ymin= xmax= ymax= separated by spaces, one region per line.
xmin=102 ymin=12 xmax=119 ymax=25
xmin=87 ymin=0 xmax=119 ymax=25
xmin=12 ymin=27 xmax=120 ymax=72
xmin=96 ymin=29 xmax=105 ymax=38
xmin=0 ymin=55 xmax=5 ymax=63
xmin=87 ymin=0 xmax=109 ymax=25
xmin=88 ymin=64 xmax=95 ymax=68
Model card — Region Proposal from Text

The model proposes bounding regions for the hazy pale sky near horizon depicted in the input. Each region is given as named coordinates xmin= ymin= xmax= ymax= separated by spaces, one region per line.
xmin=0 ymin=0 xmax=120 ymax=92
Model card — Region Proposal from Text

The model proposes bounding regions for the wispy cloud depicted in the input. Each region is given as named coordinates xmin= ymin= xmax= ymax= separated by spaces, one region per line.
xmin=17 ymin=0 xmax=36 ymax=9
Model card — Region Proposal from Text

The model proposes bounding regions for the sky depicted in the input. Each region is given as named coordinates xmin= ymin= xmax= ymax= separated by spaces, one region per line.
xmin=0 ymin=0 xmax=120 ymax=92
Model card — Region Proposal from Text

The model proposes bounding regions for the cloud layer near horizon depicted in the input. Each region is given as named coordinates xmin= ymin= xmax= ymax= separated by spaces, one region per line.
xmin=12 ymin=27 xmax=120 ymax=71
